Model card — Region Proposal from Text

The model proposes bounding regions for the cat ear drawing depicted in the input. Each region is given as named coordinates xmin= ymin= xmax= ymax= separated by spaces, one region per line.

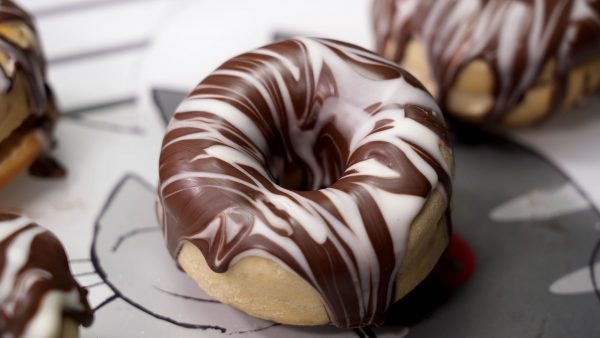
xmin=152 ymin=88 xmax=186 ymax=125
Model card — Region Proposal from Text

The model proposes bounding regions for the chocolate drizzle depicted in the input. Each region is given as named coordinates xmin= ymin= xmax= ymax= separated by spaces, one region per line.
xmin=158 ymin=38 xmax=452 ymax=328
xmin=29 ymin=154 xmax=66 ymax=178
xmin=373 ymin=0 xmax=600 ymax=124
xmin=0 ymin=213 xmax=93 ymax=337
xmin=0 ymin=0 xmax=59 ymax=170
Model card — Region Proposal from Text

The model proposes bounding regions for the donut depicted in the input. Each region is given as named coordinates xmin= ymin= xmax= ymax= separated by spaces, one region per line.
xmin=0 ymin=0 xmax=60 ymax=189
xmin=157 ymin=37 xmax=453 ymax=328
xmin=373 ymin=0 xmax=600 ymax=127
xmin=0 ymin=213 xmax=93 ymax=337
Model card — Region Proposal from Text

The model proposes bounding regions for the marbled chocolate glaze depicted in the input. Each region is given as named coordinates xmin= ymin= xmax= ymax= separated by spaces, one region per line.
xmin=0 ymin=214 xmax=92 ymax=337
xmin=373 ymin=0 xmax=600 ymax=124
xmin=158 ymin=38 xmax=452 ymax=328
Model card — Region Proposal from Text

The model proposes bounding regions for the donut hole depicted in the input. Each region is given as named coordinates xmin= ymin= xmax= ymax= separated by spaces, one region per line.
xmin=266 ymin=118 xmax=348 ymax=191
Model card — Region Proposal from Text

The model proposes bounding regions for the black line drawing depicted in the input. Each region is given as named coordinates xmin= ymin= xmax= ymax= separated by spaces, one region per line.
xmin=70 ymin=258 xmax=92 ymax=263
xmin=74 ymin=271 xmax=98 ymax=277
xmin=152 ymin=286 xmax=220 ymax=304
xmin=93 ymin=295 xmax=118 ymax=312
xmin=84 ymin=281 xmax=107 ymax=289
xmin=111 ymin=226 xmax=159 ymax=252
xmin=152 ymin=88 xmax=186 ymax=125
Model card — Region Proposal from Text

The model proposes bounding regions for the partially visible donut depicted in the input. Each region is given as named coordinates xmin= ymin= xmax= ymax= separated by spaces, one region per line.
xmin=0 ymin=213 xmax=93 ymax=337
xmin=0 ymin=0 xmax=60 ymax=189
xmin=373 ymin=0 xmax=600 ymax=127
xmin=158 ymin=38 xmax=453 ymax=328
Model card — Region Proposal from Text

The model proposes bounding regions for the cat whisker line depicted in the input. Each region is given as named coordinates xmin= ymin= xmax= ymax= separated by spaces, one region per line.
xmin=93 ymin=294 xmax=119 ymax=313
xmin=69 ymin=258 xmax=92 ymax=263
xmin=226 ymin=323 xmax=281 ymax=336
xmin=74 ymin=271 xmax=98 ymax=277
xmin=84 ymin=281 xmax=107 ymax=289
xmin=152 ymin=285 xmax=221 ymax=304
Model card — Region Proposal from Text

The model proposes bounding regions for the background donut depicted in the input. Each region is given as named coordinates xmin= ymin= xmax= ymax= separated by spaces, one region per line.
xmin=0 ymin=0 xmax=61 ymax=189
xmin=373 ymin=0 xmax=600 ymax=127
xmin=0 ymin=213 xmax=93 ymax=337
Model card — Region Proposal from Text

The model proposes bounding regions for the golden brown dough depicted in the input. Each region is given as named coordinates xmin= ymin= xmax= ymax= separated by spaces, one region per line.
xmin=0 ymin=0 xmax=59 ymax=188
xmin=0 ymin=131 xmax=43 ymax=188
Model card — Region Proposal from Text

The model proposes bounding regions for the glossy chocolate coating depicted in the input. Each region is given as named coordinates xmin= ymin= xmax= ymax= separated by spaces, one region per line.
xmin=158 ymin=38 xmax=452 ymax=328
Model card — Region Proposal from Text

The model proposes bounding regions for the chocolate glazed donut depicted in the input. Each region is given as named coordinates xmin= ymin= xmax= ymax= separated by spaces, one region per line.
xmin=158 ymin=38 xmax=453 ymax=328
xmin=373 ymin=0 xmax=600 ymax=126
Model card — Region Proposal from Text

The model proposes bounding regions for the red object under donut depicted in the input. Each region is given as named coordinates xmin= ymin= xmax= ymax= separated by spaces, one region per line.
xmin=435 ymin=234 xmax=476 ymax=288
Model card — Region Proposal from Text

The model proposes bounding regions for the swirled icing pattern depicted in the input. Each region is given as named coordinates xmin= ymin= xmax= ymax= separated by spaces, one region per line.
xmin=0 ymin=214 xmax=92 ymax=337
xmin=158 ymin=38 xmax=452 ymax=327
xmin=373 ymin=0 xmax=600 ymax=123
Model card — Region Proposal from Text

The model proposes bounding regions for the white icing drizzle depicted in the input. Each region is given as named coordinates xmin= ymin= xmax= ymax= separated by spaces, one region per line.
xmin=22 ymin=289 xmax=85 ymax=338
xmin=0 ymin=225 xmax=45 ymax=301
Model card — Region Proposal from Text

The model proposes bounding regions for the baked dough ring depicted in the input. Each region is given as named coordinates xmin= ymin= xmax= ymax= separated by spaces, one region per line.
xmin=0 ymin=1 xmax=59 ymax=188
xmin=158 ymin=38 xmax=453 ymax=328
xmin=374 ymin=0 xmax=600 ymax=127
xmin=0 ymin=213 xmax=93 ymax=337
xmin=178 ymin=187 xmax=449 ymax=326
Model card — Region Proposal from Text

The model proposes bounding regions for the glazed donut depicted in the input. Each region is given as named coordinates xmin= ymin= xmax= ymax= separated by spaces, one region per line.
xmin=373 ymin=0 xmax=600 ymax=127
xmin=0 ymin=213 xmax=93 ymax=337
xmin=0 ymin=0 xmax=60 ymax=189
xmin=158 ymin=37 xmax=453 ymax=328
